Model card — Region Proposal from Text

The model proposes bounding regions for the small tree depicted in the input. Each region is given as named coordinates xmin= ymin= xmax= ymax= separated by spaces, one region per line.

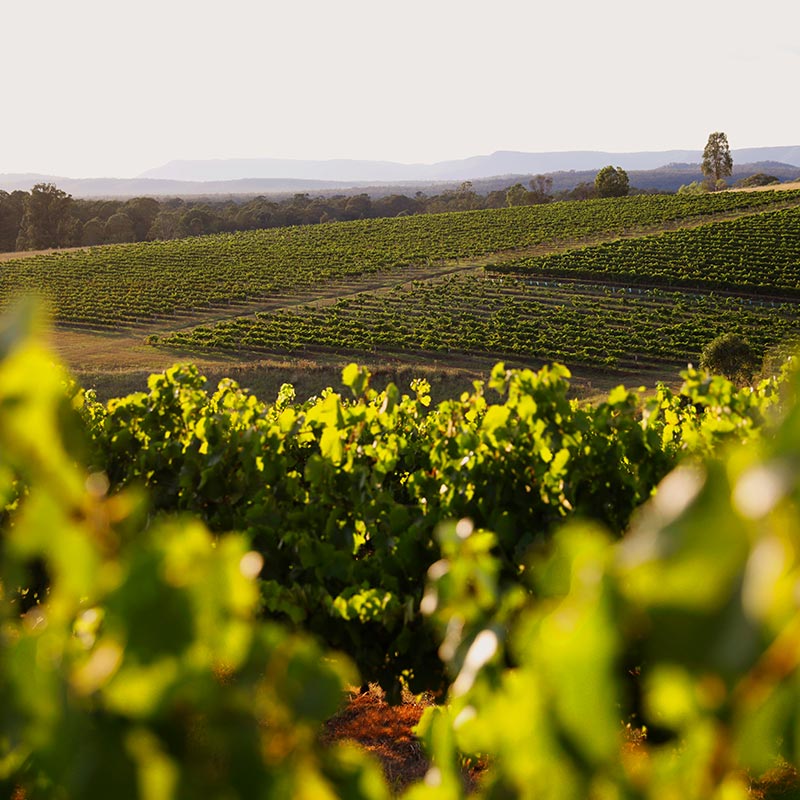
xmin=701 ymin=132 xmax=733 ymax=189
xmin=677 ymin=181 xmax=710 ymax=195
xmin=700 ymin=333 xmax=759 ymax=384
xmin=594 ymin=166 xmax=629 ymax=198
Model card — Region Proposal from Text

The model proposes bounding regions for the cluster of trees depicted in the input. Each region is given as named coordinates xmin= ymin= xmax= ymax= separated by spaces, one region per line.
xmin=0 ymin=176 xmax=612 ymax=254
xmin=0 ymin=185 xmax=162 ymax=252
xmin=0 ymin=180 xmax=508 ymax=253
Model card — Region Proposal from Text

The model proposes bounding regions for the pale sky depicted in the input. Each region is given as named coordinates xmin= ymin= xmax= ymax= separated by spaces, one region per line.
xmin=2 ymin=0 xmax=798 ymax=177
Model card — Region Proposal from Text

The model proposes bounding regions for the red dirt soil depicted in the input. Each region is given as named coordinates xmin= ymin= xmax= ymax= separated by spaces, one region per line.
xmin=323 ymin=685 xmax=434 ymax=791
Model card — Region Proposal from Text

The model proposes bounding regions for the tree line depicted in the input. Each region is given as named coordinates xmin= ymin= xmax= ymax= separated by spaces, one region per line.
xmin=0 ymin=134 xmax=753 ymax=254
xmin=0 ymin=176 xmax=626 ymax=254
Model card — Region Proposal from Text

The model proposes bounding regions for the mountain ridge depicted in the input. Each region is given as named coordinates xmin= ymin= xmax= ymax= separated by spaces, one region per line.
xmin=138 ymin=147 xmax=800 ymax=183
xmin=2 ymin=155 xmax=799 ymax=200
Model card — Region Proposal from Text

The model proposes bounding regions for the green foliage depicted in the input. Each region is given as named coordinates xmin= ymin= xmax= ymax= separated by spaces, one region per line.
xmin=414 ymin=362 xmax=800 ymax=799
xmin=503 ymin=179 xmax=553 ymax=208
xmin=162 ymin=270 xmax=800 ymax=372
xmin=504 ymin=183 xmax=529 ymax=207
xmin=677 ymin=180 xmax=710 ymax=195
xmin=104 ymin=211 xmax=136 ymax=244
xmin=0 ymin=308 xmax=387 ymax=799
xmin=157 ymin=195 xmax=800 ymax=374
xmin=498 ymin=204 xmax=800 ymax=297
xmin=0 ymin=190 xmax=25 ymax=252
xmin=83 ymin=350 xmax=782 ymax=692
xmin=529 ymin=174 xmax=554 ymax=203
xmin=81 ymin=217 xmax=106 ymax=246
xmin=1 ymin=190 xmax=798 ymax=330
xmin=595 ymin=166 xmax=630 ymax=198
xmin=162 ymin=204 xmax=800 ymax=372
xmin=737 ymin=173 xmax=781 ymax=189
xmin=701 ymin=332 xmax=760 ymax=385
xmin=15 ymin=183 xmax=77 ymax=251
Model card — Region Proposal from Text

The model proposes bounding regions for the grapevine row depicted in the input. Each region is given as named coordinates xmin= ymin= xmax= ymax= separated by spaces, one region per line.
xmin=495 ymin=204 xmax=800 ymax=294
xmin=157 ymin=274 xmax=800 ymax=369
xmin=0 ymin=190 xmax=797 ymax=328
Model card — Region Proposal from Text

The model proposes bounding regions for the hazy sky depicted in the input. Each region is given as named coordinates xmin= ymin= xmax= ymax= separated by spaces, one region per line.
xmin=2 ymin=0 xmax=798 ymax=177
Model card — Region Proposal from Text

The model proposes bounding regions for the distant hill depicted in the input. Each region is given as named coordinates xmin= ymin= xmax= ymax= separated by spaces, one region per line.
xmin=0 ymin=174 xmax=361 ymax=197
xmin=137 ymin=147 xmax=800 ymax=183
xmin=2 ymin=151 xmax=799 ymax=200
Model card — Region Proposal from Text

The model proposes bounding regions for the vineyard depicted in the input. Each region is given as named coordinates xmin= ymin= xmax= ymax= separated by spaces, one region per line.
xmin=496 ymin=204 xmax=800 ymax=294
xmin=3 ymin=303 xmax=800 ymax=798
xmin=152 ymin=201 xmax=800 ymax=372
xmin=157 ymin=275 xmax=800 ymax=370
xmin=0 ymin=190 xmax=797 ymax=331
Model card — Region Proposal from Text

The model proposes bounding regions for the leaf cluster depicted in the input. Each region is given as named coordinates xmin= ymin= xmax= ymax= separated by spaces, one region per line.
xmin=414 ymin=365 xmax=800 ymax=799
xmin=0 ymin=307 xmax=388 ymax=799
xmin=81 ymin=351 xmax=781 ymax=691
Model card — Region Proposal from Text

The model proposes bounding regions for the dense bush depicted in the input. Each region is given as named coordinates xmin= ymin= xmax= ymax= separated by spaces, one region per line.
xmin=736 ymin=173 xmax=780 ymax=188
xmin=700 ymin=332 xmax=760 ymax=384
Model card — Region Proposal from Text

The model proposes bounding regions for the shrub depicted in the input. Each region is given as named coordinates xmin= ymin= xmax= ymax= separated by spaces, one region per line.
xmin=700 ymin=332 xmax=759 ymax=384
xmin=736 ymin=173 xmax=780 ymax=188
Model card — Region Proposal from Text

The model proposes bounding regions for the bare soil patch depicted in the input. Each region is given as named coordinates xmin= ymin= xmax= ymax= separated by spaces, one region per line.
xmin=323 ymin=686 xmax=432 ymax=792
xmin=0 ymin=245 xmax=90 ymax=262
xmin=323 ymin=685 xmax=485 ymax=794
